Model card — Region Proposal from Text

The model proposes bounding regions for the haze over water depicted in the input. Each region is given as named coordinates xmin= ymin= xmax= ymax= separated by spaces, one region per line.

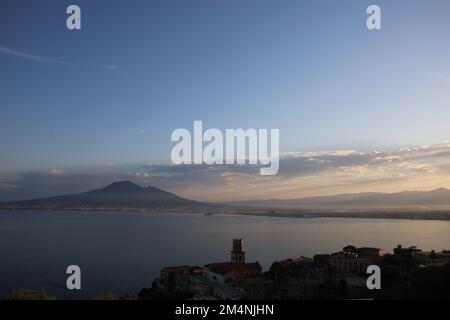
xmin=1 ymin=210 xmax=450 ymax=299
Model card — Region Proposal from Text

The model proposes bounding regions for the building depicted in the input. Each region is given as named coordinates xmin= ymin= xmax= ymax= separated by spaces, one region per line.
xmin=156 ymin=265 xmax=203 ymax=295
xmin=393 ymin=245 xmax=422 ymax=258
xmin=184 ymin=239 xmax=263 ymax=299
xmin=203 ymin=239 xmax=262 ymax=285
xmin=330 ymin=245 xmax=381 ymax=274
xmin=357 ymin=247 xmax=381 ymax=257
xmin=313 ymin=254 xmax=330 ymax=267
xmin=273 ymin=278 xmax=320 ymax=299
xmin=343 ymin=276 xmax=370 ymax=298
xmin=269 ymin=256 xmax=326 ymax=281
xmin=189 ymin=273 xmax=245 ymax=300
xmin=436 ymin=249 xmax=450 ymax=259
xmin=231 ymin=239 xmax=245 ymax=264
xmin=203 ymin=262 xmax=262 ymax=285
xmin=161 ymin=265 xmax=203 ymax=280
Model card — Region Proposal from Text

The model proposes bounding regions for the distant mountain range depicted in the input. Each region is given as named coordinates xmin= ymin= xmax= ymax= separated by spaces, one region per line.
xmin=2 ymin=181 xmax=450 ymax=214
xmin=0 ymin=181 xmax=211 ymax=210
xmin=226 ymin=188 xmax=450 ymax=209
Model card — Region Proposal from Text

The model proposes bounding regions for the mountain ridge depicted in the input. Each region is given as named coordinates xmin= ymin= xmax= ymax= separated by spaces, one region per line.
xmin=2 ymin=182 xmax=450 ymax=213
xmin=225 ymin=188 xmax=450 ymax=209
xmin=0 ymin=180 xmax=212 ymax=209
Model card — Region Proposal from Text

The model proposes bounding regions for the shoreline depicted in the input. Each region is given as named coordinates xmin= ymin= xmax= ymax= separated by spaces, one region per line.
xmin=2 ymin=205 xmax=450 ymax=222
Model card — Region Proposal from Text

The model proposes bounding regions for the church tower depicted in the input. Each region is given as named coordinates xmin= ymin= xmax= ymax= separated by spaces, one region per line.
xmin=231 ymin=239 xmax=245 ymax=264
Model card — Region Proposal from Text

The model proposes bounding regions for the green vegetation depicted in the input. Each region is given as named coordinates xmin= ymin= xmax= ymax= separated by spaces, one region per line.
xmin=6 ymin=288 xmax=55 ymax=300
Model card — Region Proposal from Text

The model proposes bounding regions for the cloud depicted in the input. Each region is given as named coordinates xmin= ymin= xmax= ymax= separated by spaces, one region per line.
xmin=0 ymin=182 xmax=19 ymax=191
xmin=426 ymin=69 xmax=450 ymax=85
xmin=138 ymin=142 xmax=450 ymax=201
xmin=46 ymin=168 xmax=64 ymax=176
xmin=2 ymin=142 xmax=450 ymax=202
xmin=0 ymin=46 xmax=48 ymax=63
xmin=0 ymin=45 xmax=118 ymax=70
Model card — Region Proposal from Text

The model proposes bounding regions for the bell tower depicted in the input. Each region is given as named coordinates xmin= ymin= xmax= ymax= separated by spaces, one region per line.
xmin=231 ymin=239 xmax=245 ymax=264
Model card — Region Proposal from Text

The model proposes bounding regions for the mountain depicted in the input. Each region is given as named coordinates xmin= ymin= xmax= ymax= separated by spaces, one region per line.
xmin=4 ymin=182 xmax=450 ymax=214
xmin=0 ymin=181 xmax=210 ymax=209
xmin=226 ymin=188 xmax=450 ymax=209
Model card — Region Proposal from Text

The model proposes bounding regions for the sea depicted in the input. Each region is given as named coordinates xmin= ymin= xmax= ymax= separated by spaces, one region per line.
xmin=1 ymin=210 xmax=450 ymax=298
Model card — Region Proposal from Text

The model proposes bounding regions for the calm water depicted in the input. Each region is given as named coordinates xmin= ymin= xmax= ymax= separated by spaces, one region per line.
xmin=1 ymin=210 xmax=450 ymax=299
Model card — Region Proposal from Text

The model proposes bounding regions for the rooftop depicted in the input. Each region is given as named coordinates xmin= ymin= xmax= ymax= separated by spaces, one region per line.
xmin=205 ymin=262 xmax=261 ymax=275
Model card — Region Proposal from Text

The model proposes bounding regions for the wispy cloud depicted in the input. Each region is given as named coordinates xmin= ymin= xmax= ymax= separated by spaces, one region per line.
xmin=0 ymin=46 xmax=48 ymax=63
xmin=424 ymin=68 xmax=450 ymax=85
xmin=0 ymin=45 xmax=118 ymax=69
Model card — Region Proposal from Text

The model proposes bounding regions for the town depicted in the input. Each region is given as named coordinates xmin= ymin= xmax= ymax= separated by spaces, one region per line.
xmin=138 ymin=239 xmax=450 ymax=300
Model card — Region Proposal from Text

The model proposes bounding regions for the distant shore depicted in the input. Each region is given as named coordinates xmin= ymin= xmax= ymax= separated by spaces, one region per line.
xmin=2 ymin=205 xmax=450 ymax=221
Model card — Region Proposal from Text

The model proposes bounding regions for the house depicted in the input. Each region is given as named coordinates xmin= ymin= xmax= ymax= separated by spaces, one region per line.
xmin=357 ymin=247 xmax=381 ymax=258
xmin=161 ymin=265 xmax=203 ymax=280
xmin=203 ymin=262 xmax=262 ymax=285
xmin=313 ymin=254 xmax=330 ymax=266
xmin=156 ymin=265 xmax=203 ymax=294
xmin=268 ymin=256 xmax=326 ymax=281
xmin=330 ymin=245 xmax=381 ymax=274
xmin=189 ymin=273 xmax=246 ymax=299
xmin=393 ymin=245 xmax=422 ymax=258
xmin=273 ymin=278 xmax=320 ymax=299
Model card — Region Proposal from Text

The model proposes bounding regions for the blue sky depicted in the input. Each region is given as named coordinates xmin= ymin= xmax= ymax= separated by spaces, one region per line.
xmin=1 ymin=0 xmax=450 ymax=201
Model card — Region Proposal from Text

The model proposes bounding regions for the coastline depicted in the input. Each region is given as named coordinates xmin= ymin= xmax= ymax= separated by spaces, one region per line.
xmin=2 ymin=205 xmax=450 ymax=222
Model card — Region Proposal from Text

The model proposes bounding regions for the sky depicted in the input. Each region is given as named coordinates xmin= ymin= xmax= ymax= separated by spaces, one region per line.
xmin=1 ymin=0 xmax=450 ymax=201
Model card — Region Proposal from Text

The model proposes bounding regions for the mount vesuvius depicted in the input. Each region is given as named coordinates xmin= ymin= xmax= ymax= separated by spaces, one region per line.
xmin=0 ymin=181 xmax=214 ymax=211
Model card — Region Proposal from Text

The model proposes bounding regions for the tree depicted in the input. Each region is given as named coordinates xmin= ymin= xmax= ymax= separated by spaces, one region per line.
xmin=94 ymin=293 xmax=122 ymax=300
xmin=6 ymin=288 xmax=55 ymax=300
